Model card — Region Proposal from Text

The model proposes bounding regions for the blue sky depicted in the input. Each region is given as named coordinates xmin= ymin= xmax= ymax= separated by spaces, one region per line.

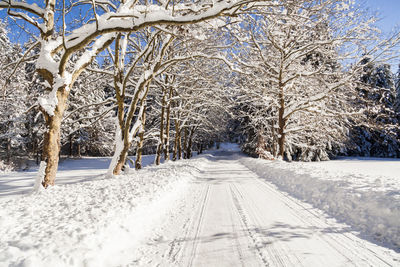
xmin=362 ymin=0 xmax=400 ymax=33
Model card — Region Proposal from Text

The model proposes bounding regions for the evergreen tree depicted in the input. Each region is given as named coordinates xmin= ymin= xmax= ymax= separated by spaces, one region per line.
xmin=348 ymin=60 xmax=400 ymax=157
xmin=395 ymin=64 xmax=400 ymax=112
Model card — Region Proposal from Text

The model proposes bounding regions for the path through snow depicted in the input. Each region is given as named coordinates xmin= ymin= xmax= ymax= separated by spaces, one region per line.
xmin=1 ymin=149 xmax=399 ymax=266
xmin=131 ymin=151 xmax=400 ymax=266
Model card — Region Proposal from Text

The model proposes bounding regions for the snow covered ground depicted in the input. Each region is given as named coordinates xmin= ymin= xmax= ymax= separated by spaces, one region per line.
xmin=0 ymin=155 xmax=204 ymax=267
xmin=0 ymin=155 xmax=154 ymax=198
xmin=240 ymin=156 xmax=400 ymax=251
xmin=0 ymin=146 xmax=399 ymax=266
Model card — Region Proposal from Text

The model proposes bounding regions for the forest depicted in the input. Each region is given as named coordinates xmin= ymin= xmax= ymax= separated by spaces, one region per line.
xmin=0 ymin=0 xmax=399 ymax=188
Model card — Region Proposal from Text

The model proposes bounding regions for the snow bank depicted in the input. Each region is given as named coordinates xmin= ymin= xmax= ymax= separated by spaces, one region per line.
xmin=240 ymin=157 xmax=400 ymax=250
xmin=0 ymin=158 xmax=207 ymax=267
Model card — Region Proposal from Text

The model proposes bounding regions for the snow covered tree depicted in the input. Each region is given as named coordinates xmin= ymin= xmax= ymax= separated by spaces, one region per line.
xmin=150 ymin=22 xmax=232 ymax=164
xmin=0 ymin=20 xmax=41 ymax=167
xmin=153 ymin=73 xmax=174 ymax=165
xmin=61 ymin=59 xmax=115 ymax=157
xmin=348 ymin=58 xmax=400 ymax=157
xmin=231 ymin=0 xmax=393 ymax=161
xmin=0 ymin=0 xmax=268 ymax=187
xmin=164 ymin=53 xmax=232 ymax=160
xmin=106 ymin=30 xmax=176 ymax=175
xmin=0 ymin=20 xmax=25 ymax=164
xmin=395 ymin=64 xmax=400 ymax=112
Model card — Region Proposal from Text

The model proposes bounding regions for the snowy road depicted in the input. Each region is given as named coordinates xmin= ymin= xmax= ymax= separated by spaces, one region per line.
xmin=134 ymin=152 xmax=399 ymax=266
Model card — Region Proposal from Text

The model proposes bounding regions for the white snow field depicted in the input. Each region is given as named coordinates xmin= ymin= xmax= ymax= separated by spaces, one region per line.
xmin=0 ymin=145 xmax=399 ymax=266
xmin=0 ymin=155 xmax=154 ymax=198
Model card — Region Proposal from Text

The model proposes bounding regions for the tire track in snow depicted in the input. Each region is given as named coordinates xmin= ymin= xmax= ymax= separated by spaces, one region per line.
xmin=229 ymin=183 xmax=270 ymax=266
xmin=187 ymin=184 xmax=210 ymax=267
xmin=226 ymin=186 xmax=247 ymax=267
xmin=165 ymin=184 xmax=204 ymax=264
xmin=230 ymin=181 xmax=303 ymax=267
xmin=180 ymin=162 xmax=264 ymax=267
xmin=125 ymin=180 xmax=204 ymax=266
xmin=245 ymin=162 xmax=396 ymax=266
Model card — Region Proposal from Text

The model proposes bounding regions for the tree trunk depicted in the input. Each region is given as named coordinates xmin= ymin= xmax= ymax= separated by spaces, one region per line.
xmin=155 ymin=90 xmax=166 ymax=165
xmin=163 ymin=87 xmax=173 ymax=162
xmin=135 ymin=106 xmax=146 ymax=170
xmin=271 ymin=120 xmax=277 ymax=158
xmin=107 ymin=128 xmax=124 ymax=176
xmin=135 ymin=132 xmax=144 ymax=170
xmin=114 ymin=152 xmax=127 ymax=174
xmin=111 ymin=85 xmax=150 ymax=175
xmin=6 ymin=137 xmax=11 ymax=164
xmin=36 ymin=148 xmax=40 ymax=166
xmin=113 ymin=141 xmax=130 ymax=175
xmin=38 ymin=83 xmax=71 ymax=188
xmin=173 ymin=119 xmax=180 ymax=161
xmin=177 ymin=131 xmax=182 ymax=160
xmin=277 ymin=127 xmax=286 ymax=159
xmin=69 ymin=134 xmax=73 ymax=157
xmin=77 ymin=143 xmax=81 ymax=158
xmin=186 ymin=127 xmax=195 ymax=159
xmin=41 ymin=108 xmax=65 ymax=188
xmin=172 ymin=134 xmax=178 ymax=161
xmin=155 ymin=139 xmax=163 ymax=165
xmin=183 ymin=128 xmax=188 ymax=159
xmin=277 ymin=81 xmax=286 ymax=159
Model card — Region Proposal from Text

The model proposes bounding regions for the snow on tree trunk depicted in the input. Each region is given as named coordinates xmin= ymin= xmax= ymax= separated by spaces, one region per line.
xmin=114 ymin=144 xmax=130 ymax=175
xmin=110 ymin=91 xmax=148 ymax=175
xmin=33 ymin=161 xmax=47 ymax=192
xmin=107 ymin=127 xmax=124 ymax=177
xmin=40 ymin=88 xmax=69 ymax=188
